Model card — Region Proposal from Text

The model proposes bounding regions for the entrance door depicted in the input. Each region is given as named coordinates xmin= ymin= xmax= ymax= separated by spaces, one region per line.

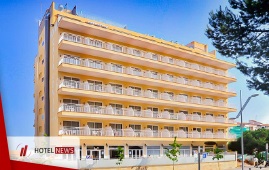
xmin=129 ymin=149 xmax=143 ymax=159
xmin=91 ymin=150 xmax=100 ymax=160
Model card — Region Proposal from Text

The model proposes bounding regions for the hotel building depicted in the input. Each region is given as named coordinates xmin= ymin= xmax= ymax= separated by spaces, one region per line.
xmin=34 ymin=2 xmax=237 ymax=162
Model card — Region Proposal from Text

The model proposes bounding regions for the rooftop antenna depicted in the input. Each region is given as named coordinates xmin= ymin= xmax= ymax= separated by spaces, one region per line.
xmin=64 ymin=3 xmax=68 ymax=10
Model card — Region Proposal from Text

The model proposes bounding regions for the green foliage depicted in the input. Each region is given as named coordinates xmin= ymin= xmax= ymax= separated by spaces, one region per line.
xmin=205 ymin=0 xmax=269 ymax=94
xmin=165 ymin=137 xmax=182 ymax=170
xmin=255 ymin=151 xmax=266 ymax=161
xmin=228 ymin=129 xmax=269 ymax=154
xmin=212 ymin=147 xmax=224 ymax=160
xmin=116 ymin=146 xmax=124 ymax=165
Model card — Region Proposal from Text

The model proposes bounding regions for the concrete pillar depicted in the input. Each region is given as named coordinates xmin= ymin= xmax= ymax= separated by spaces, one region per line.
xmin=143 ymin=145 xmax=147 ymax=157
xmin=124 ymin=145 xmax=129 ymax=158
xmin=160 ymin=145 xmax=164 ymax=157
xmin=104 ymin=144 xmax=109 ymax=159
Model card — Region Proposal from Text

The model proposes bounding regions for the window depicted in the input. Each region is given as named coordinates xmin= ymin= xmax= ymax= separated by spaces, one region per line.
xmin=193 ymin=127 xmax=201 ymax=132
xmin=88 ymin=59 xmax=103 ymax=69
xmin=192 ymin=112 xmax=201 ymax=115
xmin=94 ymin=40 xmax=102 ymax=48
xmin=147 ymin=125 xmax=158 ymax=131
xmin=41 ymin=114 xmax=44 ymax=120
xmin=164 ymin=126 xmax=174 ymax=131
xmin=165 ymin=92 xmax=174 ymax=100
xmin=41 ymin=77 xmax=44 ymax=82
xmin=179 ymin=127 xmax=188 ymax=132
xmin=180 ymin=110 xmax=188 ymax=115
xmin=87 ymin=122 xmax=102 ymax=129
xmin=218 ymin=114 xmax=225 ymax=118
xmin=147 ymin=89 xmax=158 ymax=98
xmin=168 ymin=57 xmax=174 ymax=64
xmin=88 ymin=80 xmax=102 ymax=91
xmin=111 ymin=63 xmax=123 ymax=73
xmin=64 ymin=77 xmax=80 ymax=88
xmin=129 ymin=86 xmax=142 ymax=96
xmin=184 ymin=78 xmax=189 ymax=84
xmin=109 ymin=123 xmax=122 ymax=130
xmin=109 ymin=103 xmax=123 ymax=115
xmin=109 ymin=146 xmax=124 ymax=159
xmin=152 ymin=54 xmax=158 ymax=61
xmin=129 ymin=105 xmax=141 ymax=116
xmin=63 ymin=99 xmax=79 ymax=104
xmin=149 ymin=71 xmax=158 ymax=79
xmin=192 ymin=96 xmax=201 ymax=104
xmin=133 ymin=49 xmax=141 ymax=56
xmin=206 ymin=113 xmax=213 ymax=116
xmin=147 ymin=107 xmax=158 ymax=117
xmin=147 ymin=146 xmax=160 ymax=156
xmin=88 ymin=101 xmax=102 ymax=113
xmin=41 ymin=96 xmax=44 ymax=101
xmin=63 ymin=121 xmax=79 ymax=128
xmin=132 ymin=67 xmax=142 ymax=76
xmin=166 ymin=74 xmax=174 ymax=82
xmin=110 ymin=83 xmax=123 ymax=94
xmin=179 ymin=94 xmax=188 ymax=102
xmin=112 ymin=44 xmax=123 ymax=52
xmin=218 ymin=129 xmax=225 ymax=133
xmin=42 ymin=59 xmax=44 ymax=64
xmin=164 ymin=109 xmax=174 ymax=116
xmin=109 ymin=123 xmax=122 ymax=136
xmin=129 ymin=124 xmax=141 ymax=132
xmin=206 ymin=128 xmax=213 ymax=132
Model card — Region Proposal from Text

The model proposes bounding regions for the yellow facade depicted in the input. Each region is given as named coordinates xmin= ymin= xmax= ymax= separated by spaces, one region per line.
xmin=34 ymin=2 xmax=237 ymax=163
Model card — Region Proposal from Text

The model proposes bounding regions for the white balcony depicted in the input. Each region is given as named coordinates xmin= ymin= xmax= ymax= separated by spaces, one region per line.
xmin=58 ymin=32 xmax=236 ymax=81
xmin=59 ymin=125 xmax=236 ymax=140
xmin=58 ymin=55 xmax=235 ymax=96
xmin=58 ymin=103 xmax=235 ymax=124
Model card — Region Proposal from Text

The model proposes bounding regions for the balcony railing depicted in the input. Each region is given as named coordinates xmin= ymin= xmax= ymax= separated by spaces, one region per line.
xmin=59 ymin=80 xmax=233 ymax=109
xmin=59 ymin=32 xmax=236 ymax=79
xmin=59 ymin=54 xmax=235 ymax=93
xmin=59 ymin=126 xmax=236 ymax=139
xmin=58 ymin=103 xmax=236 ymax=124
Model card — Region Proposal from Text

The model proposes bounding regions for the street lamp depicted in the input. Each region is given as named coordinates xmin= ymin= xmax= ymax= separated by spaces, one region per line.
xmin=232 ymin=93 xmax=259 ymax=170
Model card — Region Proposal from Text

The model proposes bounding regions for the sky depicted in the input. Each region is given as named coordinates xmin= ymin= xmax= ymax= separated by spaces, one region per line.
xmin=0 ymin=0 xmax=268 ymax=136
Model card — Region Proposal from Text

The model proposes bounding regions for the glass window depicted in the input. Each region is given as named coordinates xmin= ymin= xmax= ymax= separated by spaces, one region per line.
xmin=193 ymin=127 xmax=201 ymax=132
xmin=152 ymin=54 xmax=158 ymax=61
xmin=88 ymin=80 xmax=102 ymax=91
xmin=129 ymin=86 xmax=142 ymax=96
xmin=193 ymin=112 xmax=201 ymax=115
xmin=111 ymin=63 xmax=123 ymax=73
xmin=147 ymin=89 xmax=158 ymax=98
xmin=129 ymin=124 xmax=141 ymax=130
xmin=87 ymin=122 xmax=102 ymax=129
xmin=63 ymin=121 xmax=79 ymax=128
xmin=179 ymin=127 xmax=188 ymax=132
xmin=110 ymin=84 xmax=123 ymax=94
xmin=63 ymin=99 xmax=79 ymax=104
xmin=164 ymin=126 xmax=174 ymax=131
xmin=147 ymin=146 xmax=160 ymax=156
xmin=147 ymin=125 xmax=158 ymax=131
xmin=109 ymin=103 xmax=123 ymax=115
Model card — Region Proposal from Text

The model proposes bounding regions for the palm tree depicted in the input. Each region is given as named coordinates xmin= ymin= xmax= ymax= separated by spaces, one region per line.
xmin=212 ymin=147 xmax=223 ymax=170
xmin=165 ymin=137 xmax=182 ymax=170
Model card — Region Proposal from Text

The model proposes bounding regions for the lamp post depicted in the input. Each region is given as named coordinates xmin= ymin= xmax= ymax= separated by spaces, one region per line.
xmin=232 ymin=93 xmax=259 ymax=170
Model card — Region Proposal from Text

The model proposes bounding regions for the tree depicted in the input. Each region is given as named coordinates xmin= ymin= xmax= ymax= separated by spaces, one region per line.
xmin=212 ymin=147 xmax=224 ymax=170
xmin=205 ymin=0 xmax=269 ymax=94
xmin=228 ymin=129 xmax=269 ymax=154
xmin=165 ymin=137 xmax=182 ymax=170
xmin=116 ymin=146 xmax=124 ymax=166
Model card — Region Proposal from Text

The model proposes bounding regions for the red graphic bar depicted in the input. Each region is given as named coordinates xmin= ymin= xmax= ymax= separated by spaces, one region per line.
xmin=55 ymin=147 xmax=75 ymax=154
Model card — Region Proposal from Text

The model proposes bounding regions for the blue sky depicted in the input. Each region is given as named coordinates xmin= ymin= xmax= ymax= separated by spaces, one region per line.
xmin=0 ymin=0 xmax=268 ymax=136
